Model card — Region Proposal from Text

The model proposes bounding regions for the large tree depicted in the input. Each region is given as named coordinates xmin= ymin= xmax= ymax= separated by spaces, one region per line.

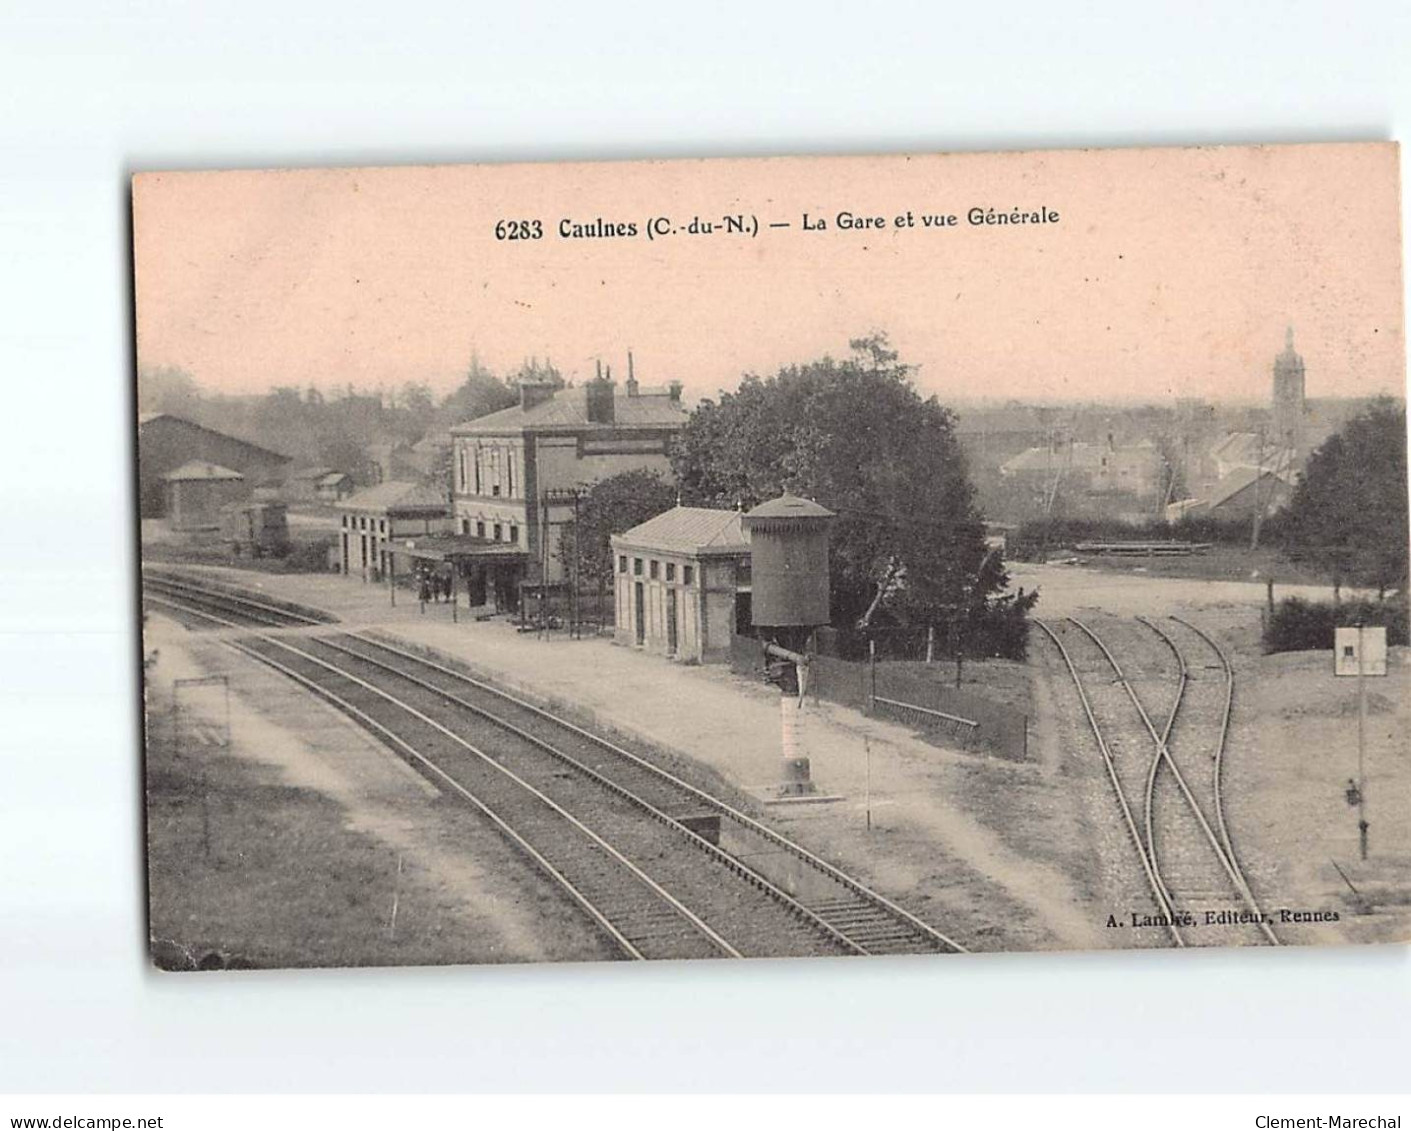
xmin=672 ymin=335 xmax=1003 ymax=626
xmin=1282 ymin=398 xmax=1409 ymax=598
xmin=433 ymin=354 xmax=518 ymax=432
xmin=561 ymin=469 xmax=678 ymax=592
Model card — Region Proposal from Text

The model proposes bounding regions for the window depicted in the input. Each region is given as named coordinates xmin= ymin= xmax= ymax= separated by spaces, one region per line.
xmin=509 ymin=524 xmax=519 ymax=543
xmin=379 ymin=519 xmax=386 ymax=533
xmin=633 ymin=557 xmax=643 ymax=576
xmin=618 ymin=555 xmax=628 ymax=574
xmin=665 ymin=562 xmax=676 ymax=582
xmin=476 ymin=521 xmax=485 ymax=538
xmin=649 ymin=560 xmax=659 ymax=579
xmin=342 ymin=515 xmax=348 ymax=528
xmin=461 ymin=518 xmax=470 ymax=534
xmin=493 ymin=523 xmax=503 ymax=541
xmin=492 ymin=484 xmax=501 ymax=497
xmin=683 ymin=565 xmax=694 ymax=585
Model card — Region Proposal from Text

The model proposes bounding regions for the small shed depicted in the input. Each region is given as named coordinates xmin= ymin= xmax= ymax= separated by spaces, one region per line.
xmin=164 ymin=460 xmax=247 ymax=531
xmin=611 ymin=506 xmax=751 ymax=663
xmin=220 ymin=499 xmax=290 ymax=557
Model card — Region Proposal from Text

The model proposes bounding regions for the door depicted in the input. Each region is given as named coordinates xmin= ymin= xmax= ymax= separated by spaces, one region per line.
xmin=666 ymin=588 xmax=678 ymax=655
xmin=634 ymin=582 xmax=645 ymax=645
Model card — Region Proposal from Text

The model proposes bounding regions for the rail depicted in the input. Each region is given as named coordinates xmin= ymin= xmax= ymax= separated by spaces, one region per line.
xmin=146 ymin=574 xmax=968 ymax=956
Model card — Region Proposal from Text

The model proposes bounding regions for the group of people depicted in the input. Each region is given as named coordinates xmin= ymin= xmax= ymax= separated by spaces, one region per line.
xmin=416 ymin=568 xmax=454 ymax=605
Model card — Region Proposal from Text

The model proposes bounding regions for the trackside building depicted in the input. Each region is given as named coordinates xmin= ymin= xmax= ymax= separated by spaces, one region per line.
xmin=611 ymin=507 xmax=751 ymax=663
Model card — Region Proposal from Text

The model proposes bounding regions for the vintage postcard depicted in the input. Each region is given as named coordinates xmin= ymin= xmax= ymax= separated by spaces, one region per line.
xmin=134 ymin=142 xmax=1409 ymax=970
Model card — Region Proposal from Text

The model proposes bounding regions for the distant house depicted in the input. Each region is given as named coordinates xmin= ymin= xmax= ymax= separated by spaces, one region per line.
xmin=611 ymin=506 xmax=751 ymax=663
xmin=336 ymin=481 xmax=451 ymax=582
xmin=285 ymin=466 xmax=335 ymax=501
xmin=1166 ymin=465 xmax=1295 ymax=523
xmin=366 ymin=441 xmax=430 ymax=485
xmin=163 ymin=460 xmax=246 ymax=531
xmin=1000 ymin=436 xmax=1163 ymax=498
xmin=286 ymin=465 xmax=357 ymax=503
xmin=315 ymin=471 xmax=355 ymax=502
xmin=138 ymin=413 xmax=292 ymax=518
xmin=449 ymin=365 xmax=688 ymax=608
xmin=1208 ymin=432 xmax=1296 ymax=482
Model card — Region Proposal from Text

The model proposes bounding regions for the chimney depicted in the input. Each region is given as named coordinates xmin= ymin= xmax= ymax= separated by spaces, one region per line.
xmin=667 ymin=380 xmax=683 ymax=403
xmin=626 ymin=351 xmax=639 ymax=397
xmin=586 ymin=375 xmax=616 ymax=424
xmin=520 ymin=380 xmax=555 ymax=412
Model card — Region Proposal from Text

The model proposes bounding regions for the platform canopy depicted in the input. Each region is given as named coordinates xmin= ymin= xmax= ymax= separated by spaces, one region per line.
xmin=387 ymin=533 xmax=528 ymax=566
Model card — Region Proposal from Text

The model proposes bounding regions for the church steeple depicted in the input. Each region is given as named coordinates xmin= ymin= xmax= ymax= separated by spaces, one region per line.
xmin=1272 ymin=326 xmax=1306 ymax=452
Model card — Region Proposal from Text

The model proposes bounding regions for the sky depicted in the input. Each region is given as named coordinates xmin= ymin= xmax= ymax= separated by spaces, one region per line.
xmin=132 ymin=142 xmax=1406 ymax=406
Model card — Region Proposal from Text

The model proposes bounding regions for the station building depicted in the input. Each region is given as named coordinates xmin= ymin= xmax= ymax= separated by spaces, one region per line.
xmin=336 ymin=481 xmax=453 ymax=582
xmin=611 ymin=507 xmax=751 ymax=663
xmin=450 ymin=361 xmax=687 ymax=610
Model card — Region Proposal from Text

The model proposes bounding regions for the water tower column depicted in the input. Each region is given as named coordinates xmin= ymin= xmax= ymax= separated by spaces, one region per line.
xmin=743 ymin=492 xmax=836 ymax=799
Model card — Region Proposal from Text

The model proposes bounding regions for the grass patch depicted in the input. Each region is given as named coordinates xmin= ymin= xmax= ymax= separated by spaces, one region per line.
xmin=145 ymin=699 xmax=549 ymax=970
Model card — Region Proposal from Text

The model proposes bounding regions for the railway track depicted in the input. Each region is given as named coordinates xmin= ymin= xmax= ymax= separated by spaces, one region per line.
xmin=143 ymin=570 xmax=968 ymax=960
xmin=1036 ymin=614 xmax=1278 ymax=947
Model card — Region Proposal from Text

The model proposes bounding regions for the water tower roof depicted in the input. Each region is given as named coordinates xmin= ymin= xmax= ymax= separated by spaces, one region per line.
xmin=744 ymin=491 xmax=835 ymax=522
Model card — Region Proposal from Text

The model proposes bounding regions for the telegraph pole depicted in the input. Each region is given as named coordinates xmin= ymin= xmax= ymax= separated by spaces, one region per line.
xmin=1250 ymin=425 xmax=1266 ymax=551
xmin=1357 ymin=621 xmax=1369 ymax=860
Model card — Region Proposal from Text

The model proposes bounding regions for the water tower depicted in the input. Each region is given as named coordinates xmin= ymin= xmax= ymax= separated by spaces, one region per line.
xmin=743 ymin=491 xmax=835 ymax=797
xmin=744 ymin=490 xmax=834 ymax=647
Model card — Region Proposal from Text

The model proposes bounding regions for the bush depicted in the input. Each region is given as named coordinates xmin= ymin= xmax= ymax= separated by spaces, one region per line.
xmin=1008 ymin=514 xmax=1279 ymax=561
xmin=1262 ymin=596 xmax=1409 ymax=654
xmin=816 ymin=591 xmax=1037 ymax=662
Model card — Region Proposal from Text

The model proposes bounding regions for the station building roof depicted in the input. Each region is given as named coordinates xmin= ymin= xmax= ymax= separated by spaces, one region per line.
xmin=338 ymin=480 xmax=449 ymax=515
xmin=452 ymin=385 xmax=687 ymax=436
xmin=612 ymin=506 xmax=751 ymax=558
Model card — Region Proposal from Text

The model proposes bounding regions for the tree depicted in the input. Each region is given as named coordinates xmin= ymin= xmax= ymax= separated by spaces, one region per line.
xmin=394 ymin=381 xmax=438 ymax=441
xmin=672 ymin=334 xmax=1007 ymax=627
xmin=1282 ymin=399 xmax=1409 ymax=599
xmin=561 ymin=469 xmax=678 ymax=595
xmin=435 ymin=355 xmax=518 ymax=432
xmin=137 ymin=365 xmax=202 ymax=416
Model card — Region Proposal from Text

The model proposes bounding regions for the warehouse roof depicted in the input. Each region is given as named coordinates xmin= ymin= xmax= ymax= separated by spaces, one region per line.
xmin=338 ymin=480 xmax=449 ymax=514
xmin=613 ymin=506 xmax=751 ymax=557
xmin=163 ymin=460 xmax=244 ymax=482
xmin=138 ymin=412 xmax=293 ymax=462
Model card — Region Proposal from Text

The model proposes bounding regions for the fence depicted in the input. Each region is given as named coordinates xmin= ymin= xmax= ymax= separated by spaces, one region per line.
xmin=730 ymin=634 xmax=1029 ymax=761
